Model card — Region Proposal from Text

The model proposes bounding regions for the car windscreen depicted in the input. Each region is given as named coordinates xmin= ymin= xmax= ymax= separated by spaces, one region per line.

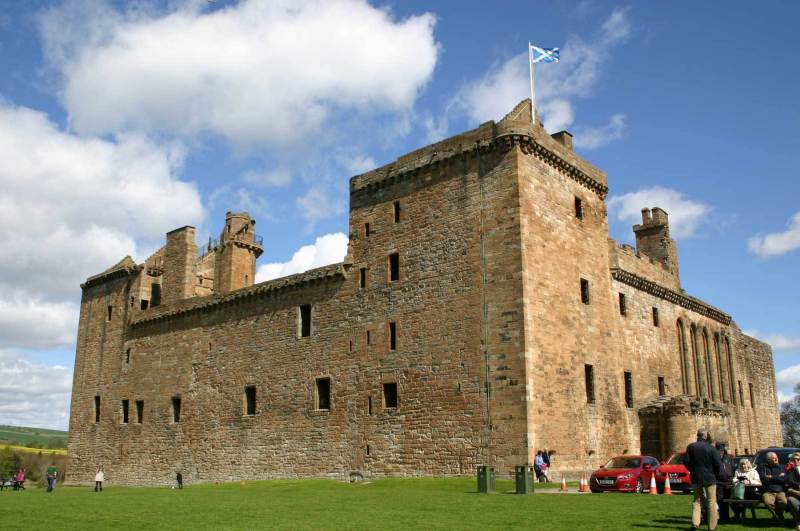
xmin=753 ymin=449 xmax=799 ymax=467
xmin=666 ymin=454 xmax=685 ymax=465
xmin=604 ymin=457 xmax=641 ymax=469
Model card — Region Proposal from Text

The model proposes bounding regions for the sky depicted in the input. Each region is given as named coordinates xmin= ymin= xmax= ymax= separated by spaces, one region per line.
xmin=0 ymin=0 xmax=797 ymax=430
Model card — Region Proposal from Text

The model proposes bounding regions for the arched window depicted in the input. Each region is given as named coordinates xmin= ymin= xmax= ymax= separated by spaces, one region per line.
xmin=677 ymin=320 xmax=690 ymax=394
xmin=703 ymin=329 xmax=715 ymax=401
xmin=725 ymin=336 xmax=736 ymax=405
xmin=690 ymin=324 xmax=702 ymax=397
xmin=714 ymin=332 xmax=726 ymax=403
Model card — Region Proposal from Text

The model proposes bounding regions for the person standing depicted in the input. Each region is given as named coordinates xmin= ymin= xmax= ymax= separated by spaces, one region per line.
xmin=683 ymin=428 xmax=721 ymax=530
xmin=176 ymin=471 xmax=183 ymax=489
xmin=759 ymin=451 xmax=789 ymax=523
xmin=94 ymin=466 xmax=104 ymax=492
xmin=15 ymin=468 xmax=25 ymax=490
xmin=543 ymin=448 xmax=552 ymax=482
xmin=786 ymin=453 xmax=800 ymax=531
xmin=715 ymin=444 xmax=734 ymax=522
xmin=46 ymin=464 xmax=57 ymax=493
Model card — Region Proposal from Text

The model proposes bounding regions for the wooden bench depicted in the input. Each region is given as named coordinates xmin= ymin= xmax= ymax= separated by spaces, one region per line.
xmin=722 ymin=497 xmax=766 ymax=522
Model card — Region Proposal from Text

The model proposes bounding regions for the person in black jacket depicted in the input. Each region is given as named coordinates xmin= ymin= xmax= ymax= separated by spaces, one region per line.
xmin=786 ymin=453 xmax=800 ymax=530
xmin=684 ymin=428 xmax=721 ymax=530
xmin=758 ymin=451 xmax=788 ymax=523
xmin=715 ymin=443 xmax=734 ymax=522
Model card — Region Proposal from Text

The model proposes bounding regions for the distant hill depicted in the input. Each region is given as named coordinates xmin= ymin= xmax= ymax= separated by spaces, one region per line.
xmin=0 ymin=425 xmax=67 ymax=450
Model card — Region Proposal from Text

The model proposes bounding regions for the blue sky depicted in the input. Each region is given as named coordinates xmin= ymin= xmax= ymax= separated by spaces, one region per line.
xmin=0 ymin=0 xmax=797 ymax=430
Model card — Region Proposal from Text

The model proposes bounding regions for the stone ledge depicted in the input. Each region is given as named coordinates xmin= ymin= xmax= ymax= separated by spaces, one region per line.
xmin=611 ymin=267 xmax=731 ymax=325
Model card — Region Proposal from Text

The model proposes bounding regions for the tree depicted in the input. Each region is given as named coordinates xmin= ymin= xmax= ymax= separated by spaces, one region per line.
xmin=781 ymin=383 xmax=800 ymax=447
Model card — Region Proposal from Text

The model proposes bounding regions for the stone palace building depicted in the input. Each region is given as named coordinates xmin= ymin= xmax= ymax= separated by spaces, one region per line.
xmin=67 ymin=100 xmax=782 ymax=485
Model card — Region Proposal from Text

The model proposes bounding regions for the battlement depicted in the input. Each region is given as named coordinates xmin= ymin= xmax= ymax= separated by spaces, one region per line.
xmin=632 ymin=207 xmax=680 ymax=286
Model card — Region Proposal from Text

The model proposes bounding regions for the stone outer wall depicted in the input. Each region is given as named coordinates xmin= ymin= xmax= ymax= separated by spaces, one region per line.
xmin=67 ymin=100 xmax=781 ymax=484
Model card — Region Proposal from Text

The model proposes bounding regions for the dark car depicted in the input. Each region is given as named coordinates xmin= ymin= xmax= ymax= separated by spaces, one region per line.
xmin=654 ymin=452 xmax=692 ymax=493
xmin=752 ymin=447 xmax=800 ymax=467
xmin=590 ymin=455 xmax=661 ymax=493
xmin=732 ymin=454 xmax=755 ymax=471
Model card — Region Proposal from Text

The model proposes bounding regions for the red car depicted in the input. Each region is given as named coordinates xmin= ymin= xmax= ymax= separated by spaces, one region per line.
xmin=590 ymin=455 xmax=661 ymax=493
xmin=655 ymin=452 xmax=692 ymax=493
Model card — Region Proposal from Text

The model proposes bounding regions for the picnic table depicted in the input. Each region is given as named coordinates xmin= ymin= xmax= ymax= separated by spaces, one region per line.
xmin=722 ymin=485 xmax=765 ymax=522
xmin=0 ymin=477 xmax=24 ymax=491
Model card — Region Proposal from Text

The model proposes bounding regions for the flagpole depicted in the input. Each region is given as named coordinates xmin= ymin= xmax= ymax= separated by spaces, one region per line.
xmin=528 ymin=42 xmax=536 ymax=126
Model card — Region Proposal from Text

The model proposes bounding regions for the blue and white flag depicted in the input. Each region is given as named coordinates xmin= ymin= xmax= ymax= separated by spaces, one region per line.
xmin=530 ymin=45 xmax=560 ymax=64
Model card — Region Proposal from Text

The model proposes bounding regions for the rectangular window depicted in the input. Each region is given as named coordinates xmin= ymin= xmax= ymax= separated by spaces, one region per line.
xmin=366 ymin=330 xmax=371 ymax=345
xmin=618 ymin=293 xmax=626 ymax=316
xmin=389 ymin=322 xmax=397 ymax=351
xmin=245 ymin=386 xmax=257 ymax=416
xmin=368 ymin=395 xmax=373 ymax=415
xmin=658 ymin=376 xmax=666 ymax=396
xmin=580 ymin=278 xmax=590 ymax=305
xmin=140 ymin=300 xmax=149 ymax=310
xmin=624 ymin=372 xmax=633 ymax=408
xmin=94 ymin=396 xmax=101 ymax=423
xmin=359 ymin=267 xmax=367 ymax=289
xmin=383 ymin=382 xmax=398 ymax=408
xmin=135 ymin=400 xmax=144 ymax=423
xmin=172 ymin=396 xmax=182 ymax=423
xmin=393 ymin=201 xmax=400 ymax=223
xmin=574 ymin=197 xmax=584 ymax=220
xmin=389 ymin=253 xmax=400 ymax=282
xmin=299 ymin=304 xmax=312 ymax=337
xmin=150 ymin=284 xmax=161 ymax=307
xmin=107 ymin=305 xmax=113 ymax=321
xmin=349 ymin=340 xmax=353 ymax=353
xmin=652 ymin=307 xmax=660 ymax=327
xmin=749 ymin=383 xmax=755 ymax=409
xmin=125 ymin=348 xmax=131 ymax=364
xmin=584 ymin=364 xmax=595 ymax=404
xmin=121 ymin=399 xmax=129 ymax=424
xmin=364 ymin=222 xmax=371 ymax=237
xmin=316 ymin=378 xmax=331 ymax=411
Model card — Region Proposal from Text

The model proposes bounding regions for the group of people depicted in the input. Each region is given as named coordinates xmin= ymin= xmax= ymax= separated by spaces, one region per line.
xmin=0 ymin=468 xmax=26 ymax=491
xmin=533 ymin=449 xmax=553 ymax=482
xmin=684 ymin=428 xmax=800 ymax=530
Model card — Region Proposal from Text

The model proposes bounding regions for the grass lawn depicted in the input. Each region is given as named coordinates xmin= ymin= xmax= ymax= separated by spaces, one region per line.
xmin=0 ymin=478 xmax=791 ymax=530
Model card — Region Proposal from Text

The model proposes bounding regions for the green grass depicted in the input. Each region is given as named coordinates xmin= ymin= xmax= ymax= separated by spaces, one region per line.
xmin=0 ymin=425 xmax=67 ymax=449
xmin=0 ymin=478 xmax=790 ymax=530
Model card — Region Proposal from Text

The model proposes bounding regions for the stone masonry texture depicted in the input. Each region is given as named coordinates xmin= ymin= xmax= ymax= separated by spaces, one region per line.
xmin=67 ymin=100 xmax=782 ymax=485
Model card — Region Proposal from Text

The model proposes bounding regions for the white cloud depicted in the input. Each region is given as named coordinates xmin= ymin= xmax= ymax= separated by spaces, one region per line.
xmin=242 ymin=167 xmax=292 ymax=188
xmin=0 ymin=299 xmax=78 ymax=350
xmin=341 ymin=155 xmax=377 ymax=175
xmin=748 ymin=211 xmax=800 ymax=259
xmin=296 ymin=185 xmax=346 ymax=229
xmin=256 ymin=232 xmax=348 ymax=282
xmin=744 ymin=330 xmax=800 ymax=351
xmin=0 ymin=349 xmax=73 ymax=430
xmin=451 ymin=7 xmax=629 ymax=146
xmin=607 ymin=186 xmax=712 ymax=239
xmin=39 ymin=0 xmax=438 ymax=151
xmin=573 ymin=113 xmax=626 ymax=149
xmin=777 ymin=364 xmax=800 ymax=389
xmin=0 ymin=101 xmax=203 ymax=349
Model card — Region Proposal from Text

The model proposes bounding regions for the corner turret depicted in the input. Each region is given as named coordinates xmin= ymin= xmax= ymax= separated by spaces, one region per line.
xmin=633 ymin=207 xmax=680 ymax=285
xmin=213 ymin=212 xmax=263 ymax=294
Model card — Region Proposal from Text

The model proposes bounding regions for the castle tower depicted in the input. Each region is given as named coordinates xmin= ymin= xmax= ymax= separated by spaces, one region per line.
xmin=162 ymin=226 xmax=197 ymax=305
xmin=633 ymin=207 xmax=680 ymax=285
xmin=214 ymin=212 xmax=263 ymax=294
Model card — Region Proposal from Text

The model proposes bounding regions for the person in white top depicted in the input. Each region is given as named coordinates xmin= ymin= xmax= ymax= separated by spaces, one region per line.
xmin=94 ymin=466 xmax=104 ymax=492
xmin=733 ymin=459 xmax=762 ymax=487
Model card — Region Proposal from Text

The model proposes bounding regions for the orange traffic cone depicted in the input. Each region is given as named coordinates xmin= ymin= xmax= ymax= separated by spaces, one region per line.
xmin=560 ymin=476 xmax=568 ymax=492
xmin=648 ymin=474 xmax=658 ymax=495
xmin=663 ymin=476 xmax=672 ymax=495
xmin=579 ymin=473 xmax=590 ymax=493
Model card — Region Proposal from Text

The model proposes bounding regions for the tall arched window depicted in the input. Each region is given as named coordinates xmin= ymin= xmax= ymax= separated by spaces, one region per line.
xmin=690 ymin=324 xmax=703 ymax=397
xmin=677 ymin=320 xmax=690 ymax=394
xmin=703 ymin=329 xmax=715 ymax=401
xmin=714 ymin=332 xmax=726 ymax=403
xmin=725 ymin=336 xmax=736 ymax=405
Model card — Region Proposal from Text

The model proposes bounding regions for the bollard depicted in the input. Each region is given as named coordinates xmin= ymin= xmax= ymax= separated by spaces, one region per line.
xmin=477 ymin=465 xmax=496 ymax=493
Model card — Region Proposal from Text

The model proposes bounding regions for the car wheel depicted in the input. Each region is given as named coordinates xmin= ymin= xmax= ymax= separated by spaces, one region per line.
xmin=590 ymin=489 xmax=601 ymax=494
xmin=635 ymin=478 xmax=643 ymax=493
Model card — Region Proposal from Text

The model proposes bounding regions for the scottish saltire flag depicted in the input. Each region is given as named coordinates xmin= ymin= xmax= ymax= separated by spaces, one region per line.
xmin=531 ymin=46 xmax=560 ymax=64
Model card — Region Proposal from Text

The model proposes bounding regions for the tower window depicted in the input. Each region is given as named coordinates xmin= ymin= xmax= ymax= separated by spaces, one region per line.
xmin=364 ymin=223 xmax=371 ymax=237
xmin=366 ymin=330 xmax=371 ymax=345
xmin=393 ymin=201 xmax=401 ymax=223
xmin=652 ymin=307 xmax=660 ymax=327
xmin=94 ymin=396 xmax=101 ymax=423
xmin=172 ymin=396 xmax=182 ymax=423
xmin=316 ymin=378 xmax=331 ymax=411
xmin=360 ymin=268 xmax=367 ymax=289
xmin=574 ymin=197 xmax=584 ymax=220
xmin=245 ymin=386 xmax=256 ymax=416
xmin=136 ymin=400 xmax=144 ymax=423
xmin=389 ymin=322 xmax=397 ymax=351
xmin=624 ymin=372 xmax=633 ymax=408
xmin=151 ymin=284 xmax=161 ymax=307
xmin=121 ymin=399 xmax=129 ymax=424
xmin=749 ymin=383 xmax=755 ymax=409
xmin=389 ymin=253 xmax=400 ymax=281
xmin=368 ymin=395 xmax=373 ymax=415
xmin=107 ymin=305 xmax=113 ymax=322
xmin=580 ymin=279 xmax=590 ymax=305
xmin=383 ymin=382 xmax=398 ymax=408
xmin=658 ymin=376 xmax=666 ymax=396
xmin=618 ymin=293 xmax=626 ymax=316
xmin=584 ymin=364 xmax=595 ymax=404
xmin=140 ymin=300 xmax=149 ymax=310
xmin=299 ymin=304 xmax=312 ymax=338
